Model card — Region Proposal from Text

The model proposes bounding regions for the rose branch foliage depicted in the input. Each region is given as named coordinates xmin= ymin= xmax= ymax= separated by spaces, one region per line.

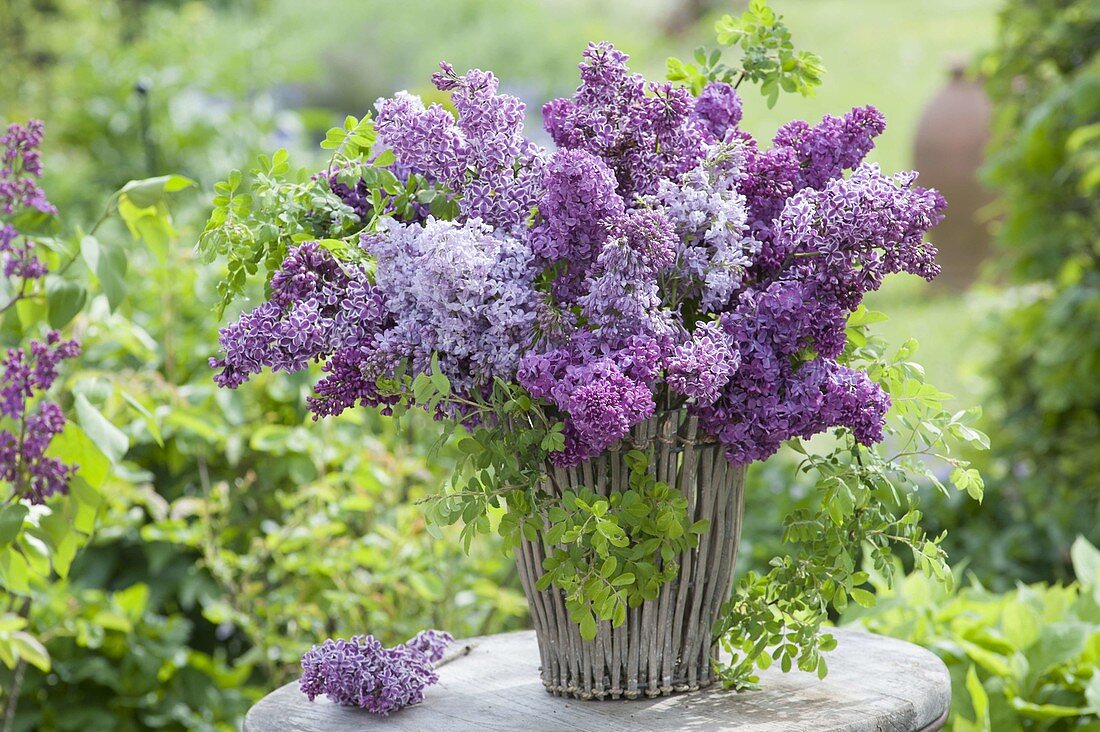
xmin=201 ymin=0 xmax=987 ymax=689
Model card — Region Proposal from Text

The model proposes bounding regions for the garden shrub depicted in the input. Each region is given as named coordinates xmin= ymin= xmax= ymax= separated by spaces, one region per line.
xmin=844 ymin=536 xmax=1100 ymax=730
xmin=10 ymin=583 xmax=254 ymax=732
xmin=1 ymin=3 xmax=526 ymax=726
xmin=934 ymin=0 xmax=1100 ymax=586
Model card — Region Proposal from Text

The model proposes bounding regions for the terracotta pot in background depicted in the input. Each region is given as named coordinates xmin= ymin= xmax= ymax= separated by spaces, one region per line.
xmin=913 ymin=61 xmax=994 ymax=289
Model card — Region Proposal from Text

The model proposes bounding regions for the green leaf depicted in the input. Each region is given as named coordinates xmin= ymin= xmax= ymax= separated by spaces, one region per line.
xmin=69 ymin=477 xmax=102 ymax=534
xmin=9 ymin=632 xmax=50 ymax=672
xmin=118 ymin=174 xmax=195 ymax=208
xmin=0 ymin=614 xmax=26 ymax=632
xmin=611 ymin=573 xmax=636 ymax=587
xmin=80 ymin=234 xmax=100 ymax=272
xmin=121 ymin=391 xmax=163 ymax=447
xmin=1002 ymin=602 xmax=1041 ymax=650
xmin=95 ymin=241 xmax=129 ymax=311
xmin=1010 ymin=699 xmax=1088 ymax=720
xmin=1070 ymin=536 xmax=1100 ymax=592
xmin=46 ymin=277 xmax=87 ymax=329
xmin=0 ymin=504 xmax=28 ymax=548
xmin=45 ymin=421 xmax=110 ymax=489
xmin=373 ymin=149 xmax=396 ymax=167
xmin=965 ymin=665 xmax=990 ymax=727
xmin=75 ymin=394 xmax=129 ymax=463
xmin=849 ymin=588 xmax=876 ymax=608
xmin=0 ymin=549 xmax=30 ymax=594
xmin=579 ymin=609 xmax=597 ymax=640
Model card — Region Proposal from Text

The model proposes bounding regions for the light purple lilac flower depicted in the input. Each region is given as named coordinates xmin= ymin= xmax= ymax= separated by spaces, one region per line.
xmin=666 ymin=322 xmax=739 ymax=406
xmin=364 ymin=216 xmax=540 ymax=401
xmin=648 ymin=143 xmax=759 ymax=312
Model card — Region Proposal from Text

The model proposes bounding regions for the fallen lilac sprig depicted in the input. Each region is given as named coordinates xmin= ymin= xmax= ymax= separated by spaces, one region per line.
xmin=299 ymin=629 xmax=454 ymax=715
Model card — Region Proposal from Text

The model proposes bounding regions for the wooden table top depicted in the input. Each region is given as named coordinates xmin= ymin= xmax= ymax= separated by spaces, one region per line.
xmin=244 ymin=627 xmax=950 ymax=731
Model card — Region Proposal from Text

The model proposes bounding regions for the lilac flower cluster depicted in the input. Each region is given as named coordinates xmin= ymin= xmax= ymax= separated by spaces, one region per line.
xmin=1 ymin=332 xmax=81 ymax=503
xmin=213 ymin=44 xmax=946 ymax=469
xmin=299 ymin=630 xmax=453 ymax=715
xmin=210 ymin=242 xmax=385 ymax=390
xmin=648 ymin=143 xmax=757 ymax=312
xmin=739 ymin=105 xmax=889 ymax=273
xmin=364 ymin=217 xmax=540 ymax=399
xmin=376 ymin=64 xmax=544 ymax=233
xmin=1 ymin=121 xmax=55 ymax=280
xmin=543 ymin=42 xmax=717 ymax=199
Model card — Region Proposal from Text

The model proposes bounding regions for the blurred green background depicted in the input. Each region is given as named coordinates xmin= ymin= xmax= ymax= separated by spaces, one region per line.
xmin=2 ymin=0 xmax=1098 ymax=730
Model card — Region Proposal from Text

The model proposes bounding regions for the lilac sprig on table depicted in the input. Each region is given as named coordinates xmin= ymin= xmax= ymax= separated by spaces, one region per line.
xmin=299 ymin=630 xmax=454 ymax=715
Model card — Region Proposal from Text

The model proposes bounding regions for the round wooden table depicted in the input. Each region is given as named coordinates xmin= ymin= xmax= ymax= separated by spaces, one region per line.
xmin=244 ymin=627 xmax=950 ymax=731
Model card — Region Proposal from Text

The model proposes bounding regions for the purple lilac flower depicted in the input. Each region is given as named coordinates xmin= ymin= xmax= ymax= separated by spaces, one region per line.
xmin=404 ymin=629 xmax=454 ymax=663
xmin=1 ymin=121 xmax=54 ymax=279
xmin=552 ymin=357 xmax=655 ymax=465
xmin=742 ymin=106 xmax=887 ymax=273
xmin=1 ymin=121 xmax=56 ymax=217
xmin=210 ymin=242 xmax=385 ymax=389
xmin=376 ymin=64 xmax=545 ymax=233
xmin=517 ymin=331 xmax=660 ymax=465
xmin=772 ymin=164 xmax=944 ymax=358
xmin=666 ymin=322 xmax=739 ymax=406
xmin=577 ymin=210 xmax=678 ymax=346
xmin=543 ymin=42 xmax=710 ymax=199
xmin=689 ymin=282 xmax=894 ymax=464
xmin=211 ymin=50 xmax=947 ymax=470
xmin=1 ymin=332 xmax=81 ymax=504
xmin=693 ymin=82 xmax=744 ymax=140
xmin=530 ymin=148 xmax=624 ymax=298
xmin=299 ymin=630 xmax=453 ymax=715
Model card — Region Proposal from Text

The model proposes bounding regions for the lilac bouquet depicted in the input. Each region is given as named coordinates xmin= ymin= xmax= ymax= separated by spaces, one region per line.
xmin=211 ymin=44 xmax=941 ymax=468
xmin=204 ymin=9 xmax=980 ymax=690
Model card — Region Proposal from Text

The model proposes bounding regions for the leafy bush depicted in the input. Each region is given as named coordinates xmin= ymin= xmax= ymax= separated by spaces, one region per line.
xmin=943 ymin=0 xmax=1100 ymax=586
xmin=10 ymin=583 xmax=253 ymax=732
xmin=844 ymin=536 xmax=1100 ymax=730
xmin=0 ymin=117 xmax=207 ymax=728
xmin=0 ymin=5 xmax=523 ymax=727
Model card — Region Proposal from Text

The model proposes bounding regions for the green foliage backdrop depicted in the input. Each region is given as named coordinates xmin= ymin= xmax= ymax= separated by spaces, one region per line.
xmin=924 ymin=0 xmax=1100 ymax=588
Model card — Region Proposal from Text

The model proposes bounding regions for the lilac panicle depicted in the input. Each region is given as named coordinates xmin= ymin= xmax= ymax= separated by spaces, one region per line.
xmin=1 ymin=332 xmax=81 ymax=504
xmin=1 ymin=120 xmax=54 ymax=280
xmin=1 ymin=123 xmax=79 ymax=504
xmin=299 ymin=630 xmax=453 ymax=715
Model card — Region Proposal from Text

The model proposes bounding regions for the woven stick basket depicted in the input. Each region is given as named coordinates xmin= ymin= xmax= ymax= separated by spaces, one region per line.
xmin=514 ymin=410 xmax=747 ymax=700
